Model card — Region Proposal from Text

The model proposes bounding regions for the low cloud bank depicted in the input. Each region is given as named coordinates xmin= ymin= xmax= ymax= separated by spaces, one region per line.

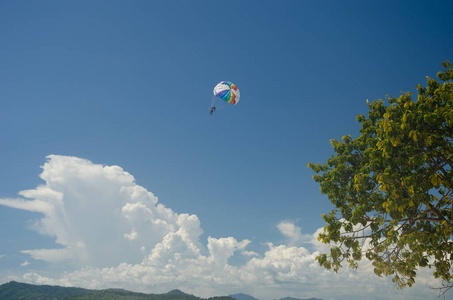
xmin=0 ymin=155 xmax=443 ymax=300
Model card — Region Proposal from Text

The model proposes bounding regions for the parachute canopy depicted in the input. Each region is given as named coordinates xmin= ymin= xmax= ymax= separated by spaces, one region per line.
xmin=213 ymin=81 xmax=240 ymax=105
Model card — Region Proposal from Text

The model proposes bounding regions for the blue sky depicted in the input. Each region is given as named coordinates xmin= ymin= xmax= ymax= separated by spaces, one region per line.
xmin=0 ymin=1 xmax=452 ymax=299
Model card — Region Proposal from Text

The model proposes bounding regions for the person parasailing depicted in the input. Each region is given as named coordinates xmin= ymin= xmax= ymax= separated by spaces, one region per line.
xmin=210 ymin=81 xmax=240 ymax=115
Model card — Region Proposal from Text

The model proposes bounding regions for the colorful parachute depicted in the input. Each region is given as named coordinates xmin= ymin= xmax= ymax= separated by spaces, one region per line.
xmin=213 ymin=81 xmax=240 ymax=105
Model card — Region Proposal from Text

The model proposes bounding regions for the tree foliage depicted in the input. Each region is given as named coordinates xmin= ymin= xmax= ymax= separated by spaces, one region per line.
xmin=308 ymin=61 xmax=453 ymax=293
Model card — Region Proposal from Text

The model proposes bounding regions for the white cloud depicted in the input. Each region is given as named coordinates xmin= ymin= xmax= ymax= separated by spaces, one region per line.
xmin=0 ymin=155 xmax=445 ymax=300
xmin=277 ymin=221 xmax=312 ymax=246
xmin=0 ymin=197 xmax=53 ymax=214
xmin=241 ymin=250 xmax=259 ymax=257
xmin=0 ymin=155 xmax=191 ymax=268
xmin=21 ymin=243 xmax=85 ymax=263
xmin=207 ymin=237 xmax=250 ymax=267
xmin=21 ymin=260 xmax=30 ymax=267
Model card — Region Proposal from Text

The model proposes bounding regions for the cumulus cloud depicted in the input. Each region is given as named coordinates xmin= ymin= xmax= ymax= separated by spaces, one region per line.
xmin=0 ymin=155 xmax=445 ymax=300
xmin=0 ymin=155 xmax=200 ymax=268
xmin=277 ymin=221 xmax=312 ymax=246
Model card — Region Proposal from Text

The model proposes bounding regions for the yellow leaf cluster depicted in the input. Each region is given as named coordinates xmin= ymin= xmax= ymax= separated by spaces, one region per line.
xmin=409 ymin=130 xmax=418 ymax=141
xmin=391 ymin=137 xmax=401 ymax=147
xmin=430 ymin=174 xmax=442 ymax=187
xmin=403 ymin=100 xmax=413 ymax=109
xmin=402 ymin=113 xmax=407 ymax=123
xmin=408 ymin=186 xmax=414 ymax=196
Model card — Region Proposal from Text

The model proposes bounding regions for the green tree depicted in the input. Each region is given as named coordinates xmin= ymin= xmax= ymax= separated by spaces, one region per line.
xmin=308 ymin=61 xmax=453 ymax=294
